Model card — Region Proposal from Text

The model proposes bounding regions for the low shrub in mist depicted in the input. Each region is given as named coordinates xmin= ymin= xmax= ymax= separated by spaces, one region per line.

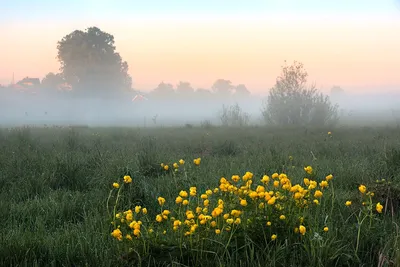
xmin=219 ymin=103 xmax=250 ymax=127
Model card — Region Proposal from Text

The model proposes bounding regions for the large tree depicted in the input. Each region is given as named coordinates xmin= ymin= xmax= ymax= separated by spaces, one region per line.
xmin=57 ymin=27 xmax=132 ymax=97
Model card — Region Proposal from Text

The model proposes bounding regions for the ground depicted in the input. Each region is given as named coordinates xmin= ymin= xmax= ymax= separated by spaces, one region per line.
xmin=0 ymin=125 xmax=399 ymax=267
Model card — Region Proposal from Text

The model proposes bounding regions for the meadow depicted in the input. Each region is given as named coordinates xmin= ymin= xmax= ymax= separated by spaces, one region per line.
xmin=0 ymin=125 xmax=399 ymax=267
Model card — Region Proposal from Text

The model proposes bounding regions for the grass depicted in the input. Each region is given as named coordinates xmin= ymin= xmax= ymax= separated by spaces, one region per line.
xmin=0 ymin=125 xmax=399 ymax=267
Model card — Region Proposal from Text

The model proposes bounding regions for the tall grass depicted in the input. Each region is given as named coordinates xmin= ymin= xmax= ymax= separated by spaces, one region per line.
xmin=0 ymin=125 xmax=399 ymax=266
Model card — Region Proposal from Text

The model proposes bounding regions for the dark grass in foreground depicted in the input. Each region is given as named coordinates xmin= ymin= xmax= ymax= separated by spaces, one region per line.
xmin=0 ymin=125 xmax=399 ymax=267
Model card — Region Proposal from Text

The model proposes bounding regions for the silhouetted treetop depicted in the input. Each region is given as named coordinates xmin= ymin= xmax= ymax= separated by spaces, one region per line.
xmin=57 ymin=27 xmax=132 ymax=96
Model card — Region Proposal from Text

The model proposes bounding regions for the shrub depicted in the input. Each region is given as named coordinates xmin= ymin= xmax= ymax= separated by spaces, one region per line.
xmin=219 ymin=103 xmax=250 ymax=127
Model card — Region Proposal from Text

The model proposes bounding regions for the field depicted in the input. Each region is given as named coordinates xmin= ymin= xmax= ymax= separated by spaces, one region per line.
xmin=0 ymin=125 xmax=399 ymax=267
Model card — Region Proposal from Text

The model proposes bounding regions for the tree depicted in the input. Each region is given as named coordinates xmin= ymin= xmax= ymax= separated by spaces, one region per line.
xmin=56 ymin=27 xmax=132 ymax=97
xmin=176 ymin=81 xmax=194 ymax=98
xmin=195 ymin=88 xmax=213 ymax=100
xmin=211 ymin=79 xmax=234 ymax=97
xmin=41 ymin=72 xmax=65 ymax=89
xmin=149 ymin=82 xmax=175 ymax=98
xmin=233 ymin=84 xmax=251 ymax=98
xmin=261 ymin=61 xmax=338 ymax=126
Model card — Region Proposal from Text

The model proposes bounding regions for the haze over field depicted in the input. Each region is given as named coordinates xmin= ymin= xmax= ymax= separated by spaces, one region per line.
xmin=0 ymin=0 xmax=400 ymax=127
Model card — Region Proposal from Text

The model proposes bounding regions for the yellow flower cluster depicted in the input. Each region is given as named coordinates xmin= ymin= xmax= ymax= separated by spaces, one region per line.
xmin=112 ymin=175 xmax=132 ymax=189
xmin=357 ymin=184 xmax=383 ymax=213
xmin=109 ymin=162 xmax=385 ymax=245
xmin=110 ymin=163 xmax=341 ymax=242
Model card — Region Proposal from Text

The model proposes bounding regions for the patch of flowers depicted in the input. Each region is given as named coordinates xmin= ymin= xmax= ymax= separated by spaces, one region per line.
xmin=108 ymin=159 xmax=385 ymax=259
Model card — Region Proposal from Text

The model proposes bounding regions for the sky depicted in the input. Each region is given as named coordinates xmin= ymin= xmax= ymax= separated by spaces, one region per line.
xmin=1 ymin=0 xmax=400 ymax=95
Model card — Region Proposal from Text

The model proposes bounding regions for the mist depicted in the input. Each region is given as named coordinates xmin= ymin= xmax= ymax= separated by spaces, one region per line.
xmin=1 ymin=84 xmax=399 ymax=128
xmin=0 ymin=87 xmax=263 ymax=127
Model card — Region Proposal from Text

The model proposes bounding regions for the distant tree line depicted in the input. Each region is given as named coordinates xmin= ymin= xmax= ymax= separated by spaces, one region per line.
xmin=0 ymin=26 xmax=340 ymax=127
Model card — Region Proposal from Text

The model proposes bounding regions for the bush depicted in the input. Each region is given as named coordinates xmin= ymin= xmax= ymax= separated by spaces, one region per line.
xmin=219 ymin=103 xmax=250 ymax=127
xmin=262 ymin=61 xmax=339 ymax=127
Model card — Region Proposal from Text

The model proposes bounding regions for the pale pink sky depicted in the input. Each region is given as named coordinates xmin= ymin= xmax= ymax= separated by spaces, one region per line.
xmin=1 ymin=11 xmax=400 ymax=95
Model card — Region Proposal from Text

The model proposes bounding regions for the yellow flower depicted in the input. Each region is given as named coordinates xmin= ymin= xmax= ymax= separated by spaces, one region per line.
xmin=142 ymin=208 xmax=148 ymax=214
xmin=376 ymin=202 xmax=383 ymax=213
xmin=240 ymin=199 xmax=248 ymax=207
xmin=162 ymin=210 xmax=170 ymax=216
xmin=325 ymin=174 xmax=333 ymax=181
xmin=261 ymin=175 xmax=270 ymax=184
xmin=319 ymin=181 xmax=328 ymax=188
xmin=175 ymin=196 xmax=183 ymax=204
xmin=267 ymin=196 xmax=276 ymax=205
xmin=323 ymin=227 xmax=329 ymax=232
xmin=215 ymin=229 xmax=221 ymax=234
xmin=179 ymin=159 xmax=185 ymax=165
xmin=133 ymin=229 xmax=140 ymax=237
xmin=226 ymin=218 xmax=234 ymax=225
xmin=271 ymin=234 xmax=277 ymax=241
xmin=313 ymin=199 xmax=319 ymax=205
xmin=123 ymin=175 xmax=132 ymax=184
xmin=299 ymin=225 xmax=306 ymax=235
xmin=173 ymin=162 xmax=179 ymax=169
xmin=314 ymin=190 xmax=323 ymax=198
xmin=134 ymin=206 xmax=141 ymax=214
xmin=125 ymin=213 xmax=133 ymax=222
xmin=111 ymin=229 xmax=122 ymax=240
xmin=158 ymin=197 xmax=166 ymax=206
xmin=304 ymin=166 xmax=313 ymax=175
xmin=182 ymin=199 xmax=189 ymax=206
xmin=328 ymin=131 xmax=332 ymax=135
xmin=358 ymin=184 xmax=367 ymax=194
xmin=179 ymin=190 xmax=188 ymax=198
xmin=190 ymin=187 xmax=197 ymax=196
xmin=345 ymin=201 xmax=352 ymax=206
xmin=279 ymin=215 xmax=286 ymax=220
xmin=156 ymin=215 xmax=163 ymax=222
xmin=163 ymin=165 xmax=169 ymax=171
xmin=125 ymin=234 xmax=132 ymax=240
xmin=266 ymin=221 xmax=272 ymax=226
xmin=112 ymin=182 xmax=120 ymax=189
xmin=231 ymin=175 xmax=240 ymax=182
xmin=193 ymin=158 xmax=201 ymax=166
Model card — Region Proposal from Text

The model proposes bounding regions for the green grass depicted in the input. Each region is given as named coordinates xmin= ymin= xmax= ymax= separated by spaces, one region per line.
xmin=0 ymin=125 xmax=399 ymax=267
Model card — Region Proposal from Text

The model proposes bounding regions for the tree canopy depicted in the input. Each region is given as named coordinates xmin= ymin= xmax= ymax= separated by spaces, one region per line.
xmin=262 ymin=61 xmax=338 ymax=126
xmin=56 ymin=27 xmax=132 ymax=97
